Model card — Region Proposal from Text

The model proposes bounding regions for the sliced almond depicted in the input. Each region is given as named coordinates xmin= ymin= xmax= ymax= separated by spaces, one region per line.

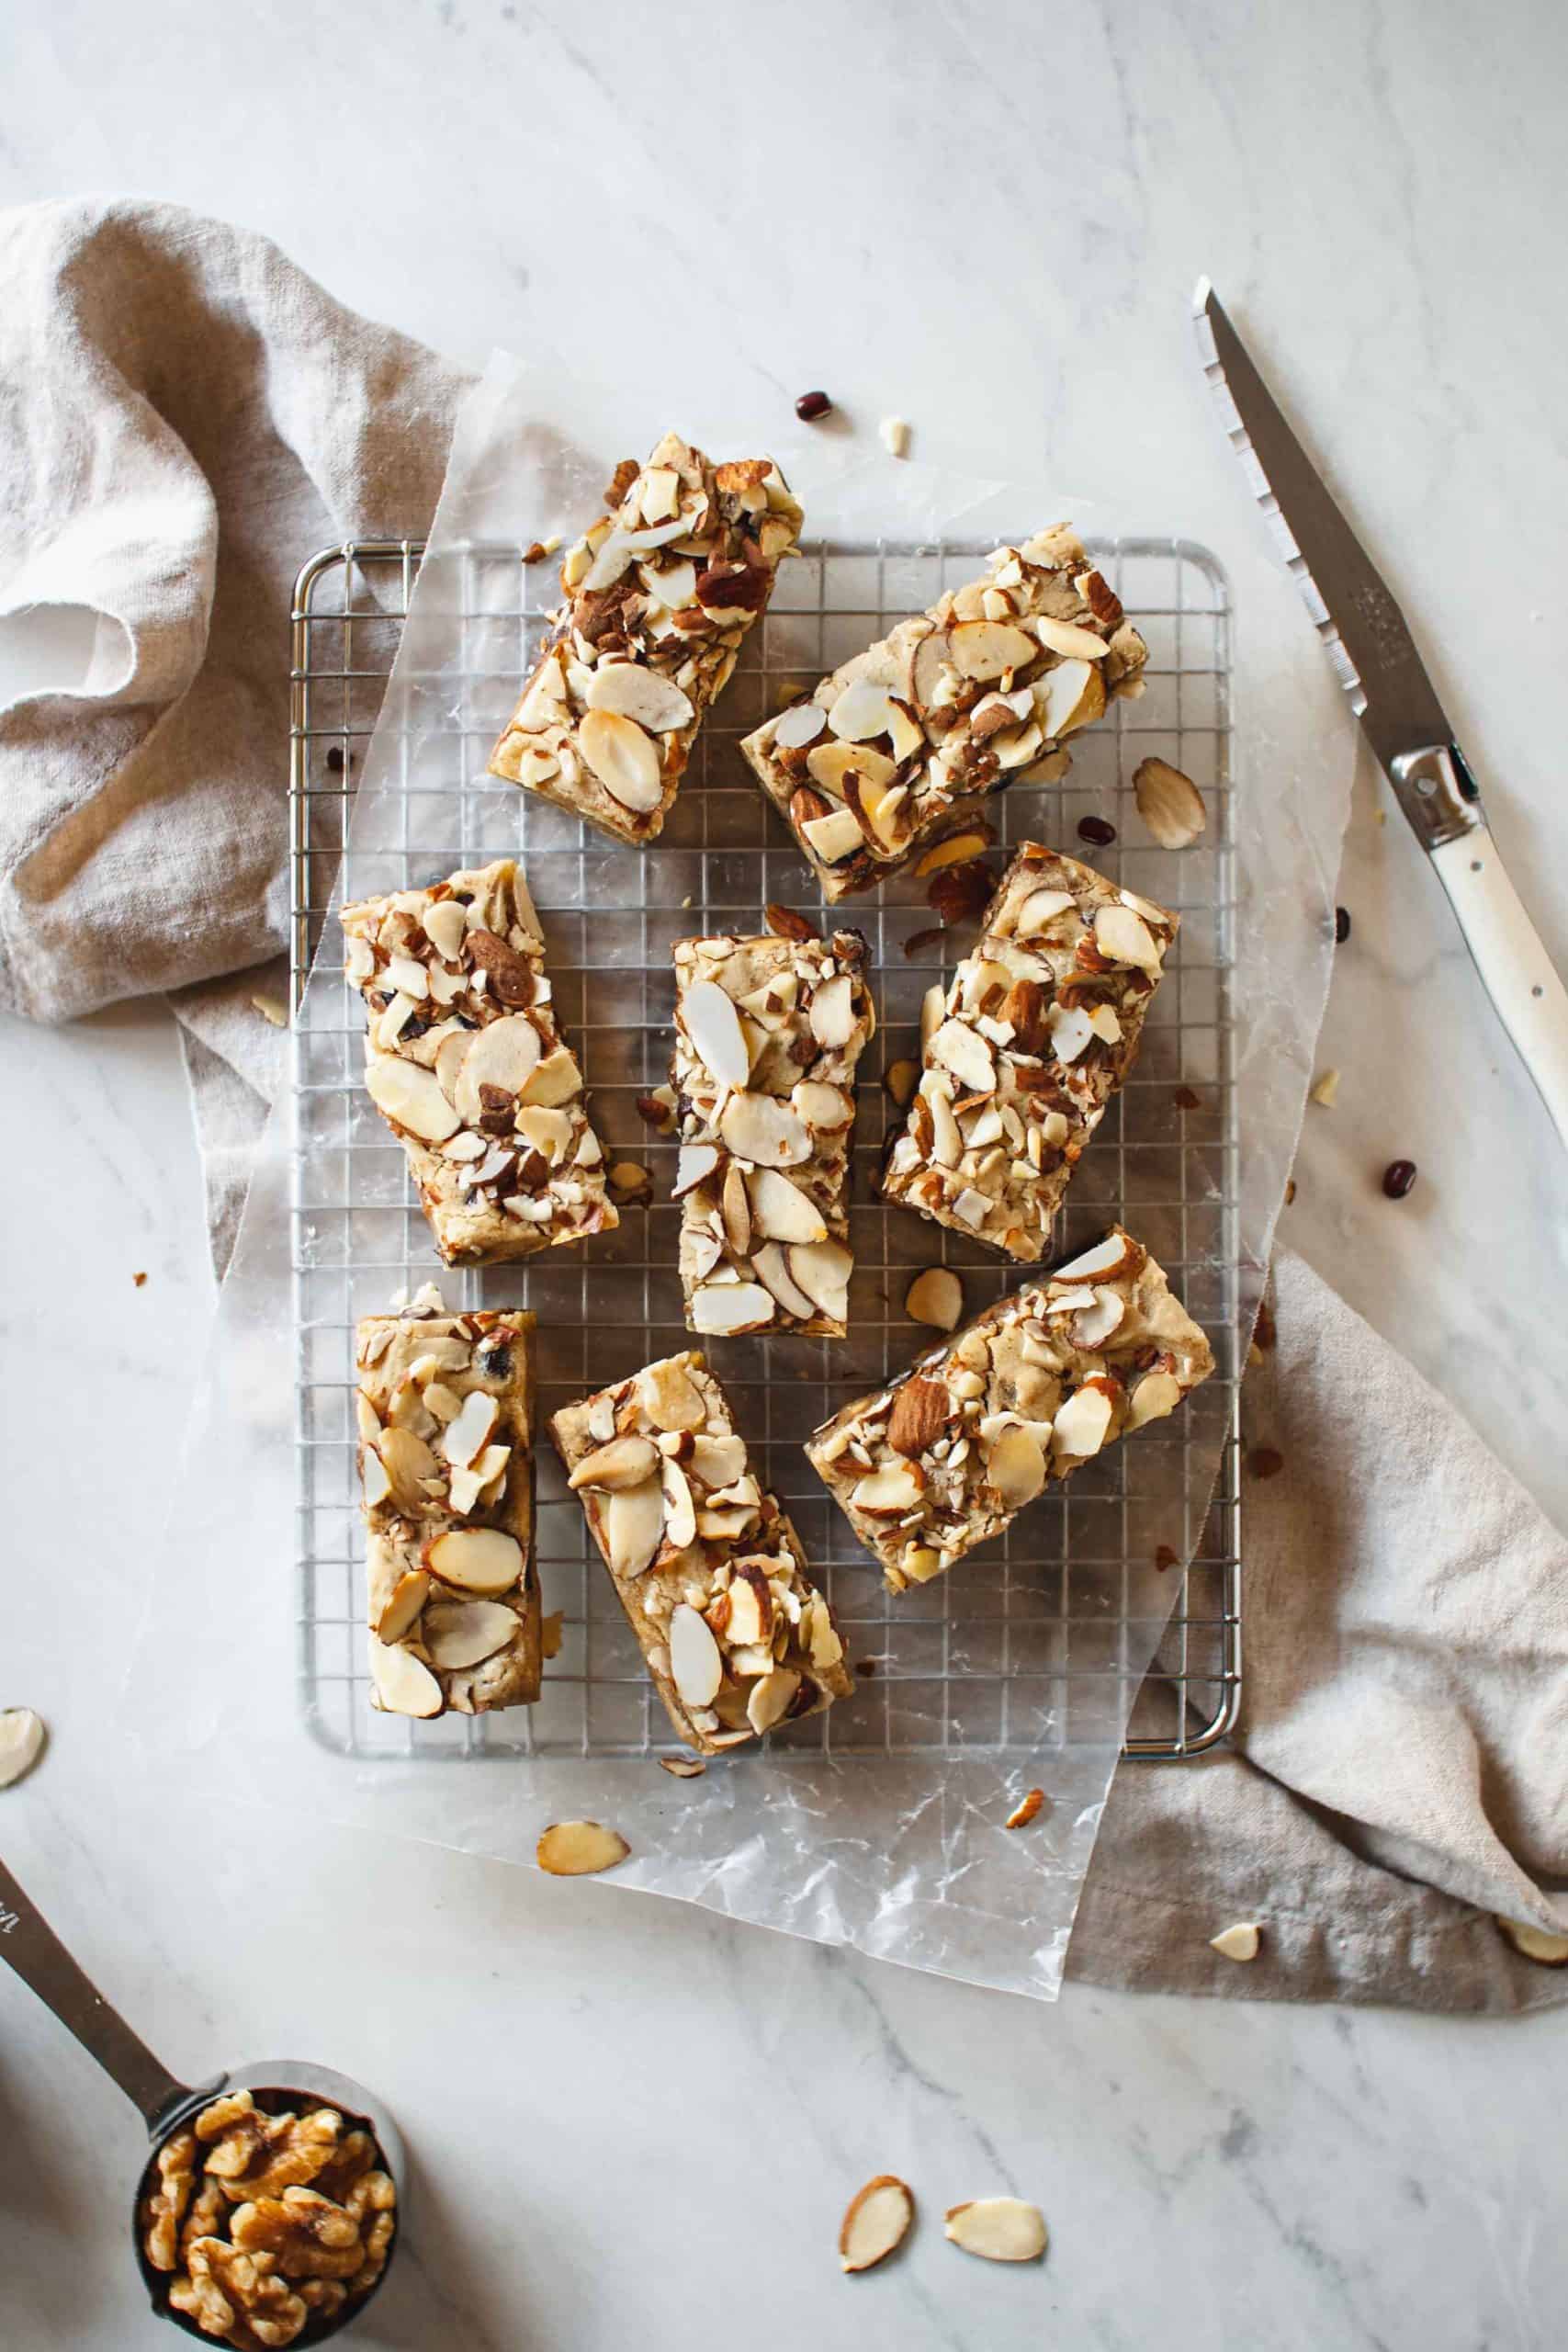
xmin=786 ymin=1238 xmax=852 ymax=1324
xmin=520 ymin=1046 xmax=582 ymax=1108
xmin=585 ymin=662 xmax=694 ymax=735
xmin=424 ymin=1600 xmax=517 ymax=1669
xmin=682 ymin=978 xmax=751 ymax=1089
xmin=1134 ymin=755 xmax=1207 ymax=849
xmin=1073 ymin=1287 xmax=1125 ymax=1348
xmin=1033 ymin=614 xmax=1111 ymax=660
xmin=691 ymin=1281 xmax=775 ymax=1335
xmin=839 ymin=2175 xmax=915 ymax=2274
xmin=1005 ymin=1787 xmax=1044 ymax=1829
xmin=884 ymin=1058 xmax=920 ymax=1109
xmin=377 ymin=1569 xmax=431 ymax=1644
xmin=0 ymin=1708 xmax=46 ymax=1790
xmin=673 ymin=1142 xmax=722 ymax=1199
xmin=852 ymin=1461 xmax=925 ymax=1515
xmin=752 ymin=1242 xmax=819 ymax=1321
xmin=746 ymin=1667 xmax=801 ymax=1736
xmin=930 ymin=1019 xmax=996 ymax=1096
xmin=943 ymin=2199 xmax=1047 ymax=2264
xmin=807 ymin=740 xmax=897 ymax=800
xmin=659 ymin=1755 xmax=707 ymax=1778
xmin=1052 ymin=1385 xmax=1114 ymax=1461
xmin=1310 ymin=1068 xmax=1340 ymax=1109
xmin=905 ymin=1267 xmax=964 ymax=1330
xmin=1094 ymin=903 xmax=1163 ymax=975
xmin=453 ymin=1013 xmax=543 ymax=1122
xmin=424 ymin=1525 xmax=523 ymax=1596
xmin=638 ymin=1358 xmax=706 ymax=1430
xmin=661 ymin=1457 xmax=697 ymax=1551
xmin=365 ymin=1056 xmax=462 ymax=1145
xmin=1035 ymin=657 xmax=1104 ymax=739
xmin=986 ymin=1425 xmax=1046 ymax=1510
xmin=719 ymin=1091 xmax=811 ymax=1169
xmin=721 ymin=1160 xmax=751 ymax=1255
xmin=1052 ymin=1233 xmax=1135 ymax=1283
xmin=748 ymin=1167 xmax=828 ymax=1245
xmin=536 ymin=1820 xmax=630 ymax=1876
xmin=792 ymin=1080 xmax=853 ymax=1130
xmin=915 ymin=828 xmax=994 ymax=876
xmin=809 ymin=973 xmax=857 ymax=1049
xmin=434 ymin=1029 xmax=475 ymax=1105
xmin=421 ymin=898 xmax=469 ymax=962
xmin=368 ymin=1637 xmax=443 ymax=1719
xmin=580 ymin=707 xmax=664 ymax=812
xmin=920 ymin=984 xmax=945 ymax=1055
xmin=669 ymin=1602 xmax=723 ymax=1709
xmin=1209 ymin=1921 xmax=1261 ymax=1962
xmin=948 ymin=618 xmax=1038 ymax=682
xmin=379 ymin=1425 xmax=439 ymax=1512
xmin=689 ymin=1433 xmax=748 ymax=1492
xmin=569 ymin=1434 xmax=660 ymax=1491
xmin=803 ymin=807 xmax=866 ymax=865
xmin=516 ymin=1104 xmax=571 ymax=1164
xmin=1127 ymin=1370 xmax=1184 ymax=1429
xmin=603 ymin=1480 xmax=666 ymax=1577
xmin=774 ymin=701 xmax=827 ymax=750
xmin=829 ymin=678 xmax=902 ymax=743
xmin=1495 ymin=1917 xmax=1568 ymax=1965
xmin=441 ymin=1388 xmax=498 ymax=1472
xmin=1013 ymin=886 xmax=1077 ymax=933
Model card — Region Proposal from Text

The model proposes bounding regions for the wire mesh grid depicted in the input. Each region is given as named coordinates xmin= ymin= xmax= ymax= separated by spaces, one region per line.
xmin=289 ymin=535 xmax=1242 ymax=1767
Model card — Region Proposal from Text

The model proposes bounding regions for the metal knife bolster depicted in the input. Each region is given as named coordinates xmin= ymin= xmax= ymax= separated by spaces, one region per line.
xmin=1387 ymin=742 xmax=1483 ymax=852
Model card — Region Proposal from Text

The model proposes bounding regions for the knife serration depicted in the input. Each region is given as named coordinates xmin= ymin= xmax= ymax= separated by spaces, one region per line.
xmin=1192 ymin=277 xmax=1453 ymax=773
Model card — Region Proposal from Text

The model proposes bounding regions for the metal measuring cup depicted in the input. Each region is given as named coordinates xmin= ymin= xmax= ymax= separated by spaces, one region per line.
xmin=0 ymin=1857 xmax=404 ymax=2344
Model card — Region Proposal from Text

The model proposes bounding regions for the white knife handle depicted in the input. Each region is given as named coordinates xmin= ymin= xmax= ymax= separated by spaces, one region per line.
xmin=1430 ymin=826 xmax=1568 ymax=1148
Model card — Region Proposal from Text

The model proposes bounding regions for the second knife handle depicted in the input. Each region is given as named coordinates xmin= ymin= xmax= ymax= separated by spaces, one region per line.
xmin=1430 ymin=824 xmax=1568 ymax=1151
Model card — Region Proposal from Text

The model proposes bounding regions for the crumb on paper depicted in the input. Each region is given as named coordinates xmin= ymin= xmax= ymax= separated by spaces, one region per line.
xmin=133 ymin=1271 xmax=148 ymax=1288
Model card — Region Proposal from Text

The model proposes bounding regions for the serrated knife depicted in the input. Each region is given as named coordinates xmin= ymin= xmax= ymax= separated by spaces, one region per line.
xmin=1193 ymin=277 xmax=1568 ymax=1148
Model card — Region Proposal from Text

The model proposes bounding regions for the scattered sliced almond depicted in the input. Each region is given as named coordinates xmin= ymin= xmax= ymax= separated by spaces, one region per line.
xmin=0 ymin=1708 xmax=47 ymax=1790
xmin=906 ymin=1267 xmax=964 ymax=1330
xmin=368 ymin=1637 xmax=443 ymax=1719
xmin=880 ymin=415 xmax=911 ymax=458
xmin=720 ymin=1091 xmax=811 ymax=1169
xmin=669 ymin=1602 xmax=724 ymax=1710
xmin=1495 ymin=1916 xmax=1568 ymax=1966
xmin=691 ymin=1281 xmax=776 ymax=1335
xmin=580 ymin=707 xmax=663 ymax=812
xmin=1310 ymin=1068 xmax=1340 ymax=1108
xmin=1005 ymin=1787 xmax=1044 ymax=1829
xmin=603 ymin=1480 xmax=666 ymax=1577
xmin=584 ymin=662 xmax=694 ymax=734
xmin=424 ymin=1600 xmax=517 ymax=1669
xmin=423 ymin=1525 xmax=522 ymax=1597
xmin=1134 ymin=755 xmax=1207 ymax=848
xmin=366 ymin=1055 xmax=462 ymax=1145
xmin=987 ymin=1425 xmax=1046 ymax=1510
xmin=916 ymin=828 xmax=993 ymax=876
xmin=1032 ymin=614 xmax=1111 ymax=661
xmin=659 ymin=1755 xmax=706 ymax=1779
xmin=377 ymin=1569 xmax=431 ymax=1644
xmin=774 ymin=701 xmax=827 ymax=750
xmin=536 ymin=1820 xmax=630 ymax=1876
xmin=943 ymin=2199 xmax=1047 ymax=2264
xmin=569 ymin=1433 xmax=660 ymax=1491
xmin=682 ymin=978 xmax=751 ymax=1089
xmin=839 ymin=2175 xmax=915 ymax=2275
xmin=1210 ymin=1920 xmax=1261 ymax=1962
xmin=948 ymin=618 xmax=1037 ymax=683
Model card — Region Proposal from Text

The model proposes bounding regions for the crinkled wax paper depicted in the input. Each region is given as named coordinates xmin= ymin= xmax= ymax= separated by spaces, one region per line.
xmin=118 ymin=355 xmax=1353 ymax=2000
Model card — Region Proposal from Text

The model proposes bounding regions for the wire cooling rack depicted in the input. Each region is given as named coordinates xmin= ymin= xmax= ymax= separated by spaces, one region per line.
xmin=289 ymin=537 xmax=1242 ymax=1766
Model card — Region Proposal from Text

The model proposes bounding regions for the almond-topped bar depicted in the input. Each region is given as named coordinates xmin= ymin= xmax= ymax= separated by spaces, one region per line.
xmin=671 ymin=925 xmax=875 ymax=1338
xmin=342 ymin=857 xmax=616 ymax=1267
xmin=880 ymin=845 xmax=1177 ymax=1261
xmin=488 ymin=432 xmax=803 ymax=847
xmin=806 ymin=1228 xmax=1213 ymax=1592
xmin=739 ymin=527 xmax=1146 ymax=899
xmin=356 ymin=1288 xmax=539 ymax=1717
xmin=550 ymin=1351 xmax=853 ymax=1753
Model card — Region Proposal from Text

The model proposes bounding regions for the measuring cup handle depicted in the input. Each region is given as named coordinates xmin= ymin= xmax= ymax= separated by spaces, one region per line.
xmin=0 ymin=1856 xmax=193 ymax=2133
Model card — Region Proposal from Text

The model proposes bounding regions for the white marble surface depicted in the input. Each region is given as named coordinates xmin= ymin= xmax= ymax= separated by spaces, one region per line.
xmin=4 ymin=2 xmax=1567 ymax=2346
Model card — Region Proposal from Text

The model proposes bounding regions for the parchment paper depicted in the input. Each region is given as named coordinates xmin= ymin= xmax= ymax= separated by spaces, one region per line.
xmin=118 ymin=356 xmax=1353 ymax=2001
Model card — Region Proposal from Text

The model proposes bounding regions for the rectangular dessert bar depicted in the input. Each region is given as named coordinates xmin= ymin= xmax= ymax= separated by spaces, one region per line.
xmin=356 ymin=1290 xmax=540 ymax=1715
xmin=739 ymin=526 xmax=1147 ymax=899
xmin=805 ymin=1227 xmax=1213 ymax=1592
xmin=880 ymin=845 xmax=1178 ymax=1261
xmin=550 ymin=1351 xmax=854 ymax=1754
xmin=342 ymin=857 xmax=617 ymax=1267
xmin=670 ymin=925 xmax=875 ymax=1338
xmin=489 ymin=432 xmax=803 ymax=847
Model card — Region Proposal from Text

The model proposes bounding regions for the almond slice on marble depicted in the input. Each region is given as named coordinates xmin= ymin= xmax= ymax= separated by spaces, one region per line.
xmin=943 ymin=2199 xmax=1047 ymax=2264
xmin=423 ymin=1525 xmax=523 ymax=1596
xmin=691 ymin=1282 xmax=776 ymax=1335
xmin=368 ymin=1637 xmax=443 ymax=1719
xmin=579 ymin=707 xmax=664 ymax=811
xmin=682 ymin=979 xmax=751 ymax=1090
xmin=670 ymin=1602 xmax=724 ymax=1709
xmin=1134 ymin=755 xmax=1207 ymax=849
xmin=659 ymin=1755 xmax=707 ymax=1778
xmin=377 ymin=1570 xmax=431 ymax=1644
xmin=424 ymin=1600 xmax=517 ymax=1669
xmin=839 ymin=2176 xmax=915 ymax=2275
xmin=905 ymin=1267 xmax=964 ymax=1330
xmin=1210 ymin=1920 xmax=1262 ymax=1962
xmin=1005 ymin=1787 xmax=1044 ymax=1829
xmin=720 ymin=1091 xmax=812 ymax=1169
xmin=536 ymin=1820 xmax=630 ymax=1876
xmin=584 ymin=662 xmax=694 ymax=734
xmin=0 ymin=1708 xmax=46 ymax=1790
xmin=1495 ymin=1917 xmax=1568 ymax=1965
xmin=604 ymin=1480 xmax=666 ymax=1577
xmin=568 ymin=1434 xmax=660 ymax=1491
xmin=365 ymin=1057 xmax=462 ymax=1145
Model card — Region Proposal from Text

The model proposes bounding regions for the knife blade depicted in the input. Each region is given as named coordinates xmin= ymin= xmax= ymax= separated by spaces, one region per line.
xmin=1193 ymin=277 xmax=1568 ymax=1148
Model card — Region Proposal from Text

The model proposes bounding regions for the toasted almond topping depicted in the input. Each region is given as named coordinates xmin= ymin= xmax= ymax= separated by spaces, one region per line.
xmin=569 ymin=1434 xmax=660 ymax=1491
xmin=1005 ymin=1787 xmax=1044 ymax=1829
xmin=376 ymin=1569 xmax=431 ymax=1644
xmin=886 ymin=1378 xmax=952 ymax=1459
xmin=368 ymin=1637 xmax=443 ymax=1719
xmin=682 ymin=978 xmax=751 ymax=1089
xmin=1032 ymin=614 xmax=1111 ymax=660
xmin=915 ymin=828 xmax=994 ymax=876
xmin=365 ymin=1055 xmax=462 ymax=1145
xmin=424 ymin=1599 xmax=517 ymax=1669
xmin=691 ymin=1281 xmax=776 ymax=1335
xmin=944 ymin=2199 xmax=1047 ymax=2264
xmin=748 ymin=1167 xmax=828 ymax=1246
xmin=423 ymin=1525 xmax=523 ymax=1596
xmin=1134 ymin=755 xmax=1207 ymax=848
xmin=948 ymin=618 xmax=1037 ymax=682
xmin=987 ymin=1424 xmax=1046 ymax=1509
xmin=602 ymin=1480 xmax=666 ymax=1577
xmin=1209 ymin=1921 xmax=1261 ymax=1962
xmin=536 ymin=1821 xmax=630 ymax=1876
xmin=669 ymin=1602 xmax=724 ymax=1709
xmin=0 ymin=1708 xmax=47 ymax=1790
xmin=638 ymin=1358 xmax=707 ymax=1430
xmin=905 ymin=1267 xmax=964 ymax=1330
xmin=580 ymin=707 xmax=663 ymax=811
xmin=584 ymin=662 xmax=694 ymax=734
xmin=774 ymin=701 xmax=828 ymax=750
xmin=839 ymin=2176 xmax=915 ymax=2274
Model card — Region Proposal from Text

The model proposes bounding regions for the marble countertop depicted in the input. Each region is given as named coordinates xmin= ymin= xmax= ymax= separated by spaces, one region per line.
xmin=4 ymin=3 xmax=1566 ymax=2345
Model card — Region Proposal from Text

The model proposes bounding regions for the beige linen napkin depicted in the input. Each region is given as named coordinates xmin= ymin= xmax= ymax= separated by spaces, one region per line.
xmin=4 ymin=200 xmax=1563 ymax=2010
xmin=0 ymin=196 xmax=471 ymax=1268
